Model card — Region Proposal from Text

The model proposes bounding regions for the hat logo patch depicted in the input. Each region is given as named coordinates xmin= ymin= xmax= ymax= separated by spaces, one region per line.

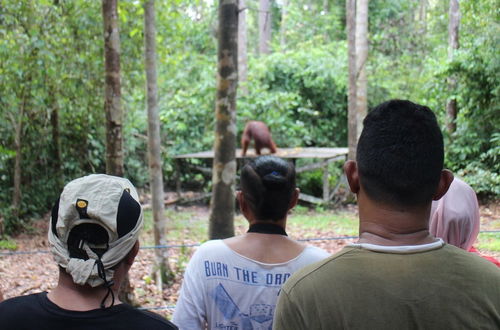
xmin=75 ymin=199 xmax=89 ymax=219
xmin=77 ymin=200 xmax=87 ymax=208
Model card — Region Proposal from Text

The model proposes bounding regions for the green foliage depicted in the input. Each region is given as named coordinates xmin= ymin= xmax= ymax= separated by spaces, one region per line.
xmin=240 ymin=42 xmax=348 ymax=147
xmin=289 ymin=211 xmax=358 ymax=236
xmin=368 ymin=0 xmax=499 ymax=197
xmin=0 ymin=0 xmax=498 ymax=235
xmin=476 ymin=233 xmax=500 ymax=252
xmin=142 ymin=209 xmax=208 ymax=245
xmin=295 ymin=160 xmax=344 ymax=198
xmin=0 ymin=0 xmax=102 ymax=232
xmin=369 ymin=0 xmax=427 ymax=57
xmin=454 ymin=133 xmax=500 ymax=197
xmin=159 ymin=54 xmax=216 ymax=156
xmin=440 ymin=1 xmax=500 ymax=197
xmin=0 ymin=238 xmax=18 ymax=250
xmin=274 ymin=0 xmax=345 ymax=50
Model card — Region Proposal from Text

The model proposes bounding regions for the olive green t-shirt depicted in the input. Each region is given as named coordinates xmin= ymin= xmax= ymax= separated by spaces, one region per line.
xmin=274 ymin=243 xmax=500 ymax=330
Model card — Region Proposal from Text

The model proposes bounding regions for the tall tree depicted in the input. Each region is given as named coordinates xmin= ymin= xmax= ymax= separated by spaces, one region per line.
xmin=355 ymin=0 xmax=368 ymax=139
xmin=447 ymin=0 xmax=459 ymax=133
xmin=418 ymin=0 xmax=428 ymax=33
xmin=102 ymin=0 xmax=132 ymax=304
xmin=49 ymin=84 xmax=63 ymax=190
xmin=7 ymin=3 xmax=36 ymax=221
xmin=209 ymin=0 xmax=238 ymax=239
xmin=323 ymin=0 xmax=330 ymax=13
xmin=280 ymin=0 xmax=288 ymax=48
xmin=346 ymin=0 xmax=357 ymax=160
xmin=238 ymin=0 xmax=248 ymax=94
xmin=11 ymin=84 xmax=29 ymax=218
xmin=144 ymin=0 xmax=172 ymax=290
xmin=102 ymin=0 xmax=124 ymax=176
xmin=258 ymin=0 xmax=272 ymax=55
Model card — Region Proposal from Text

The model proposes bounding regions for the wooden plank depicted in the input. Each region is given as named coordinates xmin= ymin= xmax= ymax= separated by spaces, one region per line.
xmin=323 ymin=162 xmax=329 ymax=201
xmin=174 ymin=147 xmax=348 ymax=159
xmin=298 ymin=193 xmax=325 ymax=204
xmin=173 ymin=147 xmax=348 ymax=205
xmin=296 ymin=160 xmax=328 ymax=173
xmin=295 ymin=155 xmax=345 ymax=173
xmin=188 ymin=165 xmax=212 ymax=176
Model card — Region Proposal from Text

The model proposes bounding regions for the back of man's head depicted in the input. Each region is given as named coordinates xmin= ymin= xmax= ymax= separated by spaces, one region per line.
xmin=357 ymin=100 xmax=444 ymax=207
xmin=49 ymin=174 xmax=143 ymax=290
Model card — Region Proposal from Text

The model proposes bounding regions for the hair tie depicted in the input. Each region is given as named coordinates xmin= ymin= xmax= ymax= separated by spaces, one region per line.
xmin=270 ymin=171 xmax=280 ymax=176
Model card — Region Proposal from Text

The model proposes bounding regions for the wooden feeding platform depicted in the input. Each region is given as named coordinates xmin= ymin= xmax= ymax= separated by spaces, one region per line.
xmin=173 ymin=147 xmax=348 ymax=204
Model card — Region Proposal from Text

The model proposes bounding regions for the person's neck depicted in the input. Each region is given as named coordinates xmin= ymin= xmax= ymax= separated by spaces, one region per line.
xmin=224 ymin=218 xmax=305 ymax=263
xmin=357 ymin=193 xmax=437 ymax=246
xmin=247 ymin=219 xmax=288 ymax=235
xmin=47 ymin=272 xmax=121 ymax=311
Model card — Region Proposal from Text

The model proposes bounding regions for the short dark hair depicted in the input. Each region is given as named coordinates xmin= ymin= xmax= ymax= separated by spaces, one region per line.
xmin=357 ymin=100 xmax=444 ymax=207
xmin=67 ymin=223 xmax=109 ymax=259
xmin=240 ymin=156 xmax=296 ymax=221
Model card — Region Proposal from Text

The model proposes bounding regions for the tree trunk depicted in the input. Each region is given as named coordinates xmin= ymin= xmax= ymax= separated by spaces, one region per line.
xmin=50 ymin=86 xmax=63 ymax=190
xmin=102 ymin=0 xmax=131 ymax=304
xmin=346 ymin=0 xmax=357 ymax=161
xmin=322 ymin=0 xmax=330 ymax=42
xmin=446 ymin=0 xmax=459 ymax=134
xmin=258 ymin=0 xmax=271 ymax=55
xmin=209 ymin=0 xmax=238 ymax=240
xmin=144 ymin=0 xmax=173 ymax=290
xmin=323 ymin=0 xmax=330 ymax=13
xmin=12 ymin=91 xmax=28 ymax=217
xmin=238 ymin=0 xmax=248 ymax=94
xmin=355 ymin=0 xmax=368 ymax=139
xmin=280 ymin=0 xmax=288 ymax=48
xmin=102 ymin=0 xmax=124 ymax=176
xmin=418 ymin=0 xmax=428 ymax=33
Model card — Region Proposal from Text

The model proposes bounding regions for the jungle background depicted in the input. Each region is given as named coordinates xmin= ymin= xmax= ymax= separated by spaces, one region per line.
xmin=0 ymin=0 xmax=499 ymax=314
xmin=0 ymin=0 xmax=498 ymax=234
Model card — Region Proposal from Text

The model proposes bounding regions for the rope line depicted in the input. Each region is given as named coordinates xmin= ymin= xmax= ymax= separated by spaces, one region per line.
xmin=1 ymin=230 xmax=499 ymax=312
xmin=0 ymin=230 xmax=498 ymax=256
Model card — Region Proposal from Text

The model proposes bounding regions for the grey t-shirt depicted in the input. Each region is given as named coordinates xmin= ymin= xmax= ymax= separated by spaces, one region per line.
xmin=173 ymin=239 xmax=329 ymax=330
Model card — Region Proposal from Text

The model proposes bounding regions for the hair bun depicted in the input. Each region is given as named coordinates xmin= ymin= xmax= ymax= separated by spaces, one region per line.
xmin=262 ymin=171 xmax=286 ymax=188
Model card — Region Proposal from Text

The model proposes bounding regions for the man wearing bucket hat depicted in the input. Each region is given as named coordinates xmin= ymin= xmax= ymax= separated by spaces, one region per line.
xmin=0 ymin=174 xmax=177 ymax=329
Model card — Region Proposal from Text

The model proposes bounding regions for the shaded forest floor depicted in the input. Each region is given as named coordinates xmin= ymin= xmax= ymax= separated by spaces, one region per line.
xmin=1 ymin=201 xmax=498 ymax=319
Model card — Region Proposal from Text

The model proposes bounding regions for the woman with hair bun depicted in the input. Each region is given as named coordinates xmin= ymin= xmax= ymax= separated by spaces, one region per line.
xmin=173 ymin=156 xmax=329 ymax=330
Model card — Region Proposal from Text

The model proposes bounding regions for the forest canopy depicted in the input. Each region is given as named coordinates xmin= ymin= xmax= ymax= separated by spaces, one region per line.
xmin=0 ymin=0 xmax=498 ymax=234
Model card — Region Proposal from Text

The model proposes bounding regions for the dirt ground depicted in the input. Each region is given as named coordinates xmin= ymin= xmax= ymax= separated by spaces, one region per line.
xmin=1 ymin=203 xmax=498 ymax=319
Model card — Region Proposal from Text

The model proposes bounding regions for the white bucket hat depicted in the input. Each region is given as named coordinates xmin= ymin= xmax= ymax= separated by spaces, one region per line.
xmin=48 ymin=174 xmax=143 ymax=288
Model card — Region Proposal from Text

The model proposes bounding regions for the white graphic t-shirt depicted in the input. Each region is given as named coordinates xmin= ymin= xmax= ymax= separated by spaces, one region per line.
xmin=173 ymin=239 xmax=329 ymax=330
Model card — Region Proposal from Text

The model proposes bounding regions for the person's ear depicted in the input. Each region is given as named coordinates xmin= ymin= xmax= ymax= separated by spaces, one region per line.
xmin=124 ymin=241 xmax=140 ymax=267
xmin=344 ymin=160 xmax=360 ymax=194
xmin=237 ymin=191 xmax=246 ymax=213
xmin=238 ymin=191 xmax=253 ymax=219
xmin=432 ymin=169 xmax=454 ymax=201
xmin=288 ymin=188 xmax=300 ymax=210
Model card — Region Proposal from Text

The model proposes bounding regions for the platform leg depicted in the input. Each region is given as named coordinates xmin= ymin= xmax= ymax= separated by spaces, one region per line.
xmin=175 ymin=159 xmax=181 ymax=199
xmin=323 ymin=160 xmax=329 ymax=202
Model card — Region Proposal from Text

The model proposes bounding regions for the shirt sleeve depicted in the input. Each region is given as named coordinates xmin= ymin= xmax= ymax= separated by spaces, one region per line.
xmin=273 ymin=288 xmax=306 ymax=330
xmin=172 ymin=249 xmax=207 ymax=330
